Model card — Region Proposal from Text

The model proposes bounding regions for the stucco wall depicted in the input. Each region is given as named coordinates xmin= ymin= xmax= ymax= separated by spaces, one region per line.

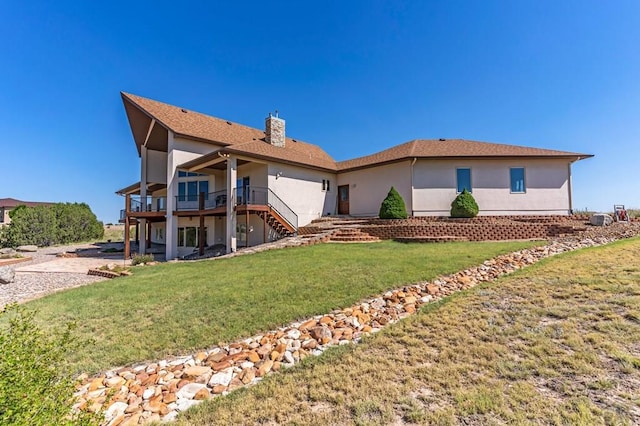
xmin=166 ymin=136 xmax=223 ymax=259
xmin=337 ymin=161 xmax=412 ymax=216
xmin=267 ymin=163 xmax=336 ymax=226
xmin=237 ymin=162 xmax=268 ymax=188
xmin=146 ymin=149 xmax=168 ymax=184
xmin=412 ymin=158 xmax=572 ymax=216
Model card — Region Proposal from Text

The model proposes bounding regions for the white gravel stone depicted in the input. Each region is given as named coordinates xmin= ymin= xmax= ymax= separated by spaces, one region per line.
xmin=176 ymin=383 xmax=208 ymax=400
xmin=176 ymin=399 xmax=201 ymax=412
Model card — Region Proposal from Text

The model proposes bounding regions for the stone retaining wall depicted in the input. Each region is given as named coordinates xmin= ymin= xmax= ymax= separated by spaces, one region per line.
xmin=300 ymin=215 xmax=591 ymax=241
xmin=361 ymin=222 xmax=579 ymax=241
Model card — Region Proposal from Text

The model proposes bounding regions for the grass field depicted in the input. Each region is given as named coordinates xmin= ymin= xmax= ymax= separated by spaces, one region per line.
xmin=177 ymin=237 xmax=640 ymax=425
xmin=101 ymin=224 xmax=127 ymax=242
xmin=21 ymin=240 xmax=538 ymax=374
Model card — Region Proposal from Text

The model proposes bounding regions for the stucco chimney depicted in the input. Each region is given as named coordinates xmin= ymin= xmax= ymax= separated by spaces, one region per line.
xmin=265 ymin=112 xmax=285 ymax=148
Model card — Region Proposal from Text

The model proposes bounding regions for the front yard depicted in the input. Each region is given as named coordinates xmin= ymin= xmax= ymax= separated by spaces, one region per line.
xmin=22 ymin=240 xmax=538 ymax=374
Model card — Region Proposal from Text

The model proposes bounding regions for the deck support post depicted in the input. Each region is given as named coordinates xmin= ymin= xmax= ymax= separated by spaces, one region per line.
xmin=199 ymin=192 xmax=205 ymax=255
xmin=146 ymin=221 xmax=151 ymax=249
xmin=124 ymin=194 xmax=131 ymax=260
xmin=263 ymin=211 xmax=267 ymax=244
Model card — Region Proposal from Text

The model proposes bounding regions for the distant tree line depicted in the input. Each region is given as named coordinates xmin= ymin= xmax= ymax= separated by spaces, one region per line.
xmin=0 ymin=203 xmax=103 ymax=248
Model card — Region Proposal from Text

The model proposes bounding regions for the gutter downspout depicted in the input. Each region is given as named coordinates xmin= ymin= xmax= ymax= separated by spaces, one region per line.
xmin=410 ymin=158 xmax=417 ymax=216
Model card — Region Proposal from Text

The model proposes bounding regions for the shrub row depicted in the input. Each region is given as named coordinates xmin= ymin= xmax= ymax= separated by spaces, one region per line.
xmin=0 ymin=203 xmax=103 ymax=248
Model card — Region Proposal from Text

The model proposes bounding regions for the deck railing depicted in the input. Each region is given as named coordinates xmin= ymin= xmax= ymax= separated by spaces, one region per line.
xmin=171 ymin=187 xmax=297 ymax=231
xmin=235 ymin=186 xmax=298 ymax=230
xmin=175 ymin=190 xmax=227 ymax=211
xmin=120 ymin=195 xmax=167 ymax=221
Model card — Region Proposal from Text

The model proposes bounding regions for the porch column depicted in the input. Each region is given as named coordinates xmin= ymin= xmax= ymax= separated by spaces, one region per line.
xmin=164 ymin=132 xmax=178 ymax=261
xmin=139 ymin=145 xmax=148 ymax=255
xmin=226 ymin=156 xmax=237 ymax=253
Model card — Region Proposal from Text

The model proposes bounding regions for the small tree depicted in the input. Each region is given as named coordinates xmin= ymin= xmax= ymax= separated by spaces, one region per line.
xmin=0 ymin=304 xmax=99 ymax=425
xmin=379 ymin=187 xmax=408 ymax=219
xmin=450 ymin=189 xmax=479 ymax=218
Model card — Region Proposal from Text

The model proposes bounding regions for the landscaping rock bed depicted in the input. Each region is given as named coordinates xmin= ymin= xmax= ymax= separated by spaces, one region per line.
xmin=74 ymin=223 xmax=640 ymax=425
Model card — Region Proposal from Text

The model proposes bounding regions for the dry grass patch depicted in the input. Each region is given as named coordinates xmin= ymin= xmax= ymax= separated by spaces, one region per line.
xmin=178 ymin=237 xmax=640 ymax=425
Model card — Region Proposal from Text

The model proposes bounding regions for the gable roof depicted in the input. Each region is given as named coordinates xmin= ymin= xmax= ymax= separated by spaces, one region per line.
xmin=0 ymin=198 xmax=54 ymax=208
xmin=121 ymin=92 xmax=337 ymax=171
xmin=337 ymin=139 xmax=593 ymax=172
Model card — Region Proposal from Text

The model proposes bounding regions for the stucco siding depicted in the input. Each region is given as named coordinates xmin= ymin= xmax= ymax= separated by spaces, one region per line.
xmin=412 ymin=158 xmax=571 ymax=216
xmin=237 ymin=162 xmax=268 ymax=188
xmin=267 ymin=163 xmax=336 ymax=226
xmin=146 ymin=149 xmax=168 ymax=184
xmin=337 ymin=161 xmax=412 ymax=216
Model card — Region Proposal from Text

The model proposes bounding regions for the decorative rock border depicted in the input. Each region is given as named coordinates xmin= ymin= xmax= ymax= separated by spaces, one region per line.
xmin=74 ymin=226 xmax=640 ymax=425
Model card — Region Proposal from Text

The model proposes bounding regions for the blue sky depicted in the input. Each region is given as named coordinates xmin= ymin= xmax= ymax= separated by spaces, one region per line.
xmin=1 ymin=1 xmax=639 ymax=222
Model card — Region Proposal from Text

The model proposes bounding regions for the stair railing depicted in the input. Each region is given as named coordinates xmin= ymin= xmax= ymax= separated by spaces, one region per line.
xmin=235 ymin=186 xmax=298 ymax=232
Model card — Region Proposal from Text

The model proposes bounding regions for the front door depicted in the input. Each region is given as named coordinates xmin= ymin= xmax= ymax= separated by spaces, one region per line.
xmin=236 ymin=177 xmax=250 ymax=204
xmin=338 ymin=185 xmax=350 ymax=215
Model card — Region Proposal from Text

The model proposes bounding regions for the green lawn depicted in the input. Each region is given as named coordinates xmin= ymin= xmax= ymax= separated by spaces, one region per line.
xmin=177 ymin=237 xmax=640 ymax=425
xmin=23 ymin=240 xmax=539 ymax=374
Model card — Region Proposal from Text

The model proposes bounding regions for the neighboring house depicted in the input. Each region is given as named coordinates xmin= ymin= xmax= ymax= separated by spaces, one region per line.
xmin=0 ymin=198 xmax=54 ymax=226
xmin=117 ymin=93 xmax=593 ymax=260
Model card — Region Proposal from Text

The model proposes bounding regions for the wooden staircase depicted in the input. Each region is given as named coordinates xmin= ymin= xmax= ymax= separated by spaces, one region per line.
xmin=257 ymin=208 xmax=296 ymax=238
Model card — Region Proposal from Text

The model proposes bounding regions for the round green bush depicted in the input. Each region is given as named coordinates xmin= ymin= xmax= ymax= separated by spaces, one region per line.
xmin=450 ymin=189 xmax=479 ymax=218
xmin=379 ymin=187 xmax=408 ymax=219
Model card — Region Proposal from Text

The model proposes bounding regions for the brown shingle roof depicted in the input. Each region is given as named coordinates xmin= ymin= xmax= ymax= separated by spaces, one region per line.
xmin=122 ymin=92 xmax=272 ymax=146
xmin=337 ymin=139 xmax=593 ymax=171
xmin=122 ymin=92 xmax=337 ymax=170
xmin=0 ymin=198 xmax=54 ymax=208
xmin=121 ymin=93 xmax=592 ymax=173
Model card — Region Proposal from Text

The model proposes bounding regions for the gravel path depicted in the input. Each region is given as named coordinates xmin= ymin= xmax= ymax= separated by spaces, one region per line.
xmin=0 ymin=243 xmax=112 ymax=308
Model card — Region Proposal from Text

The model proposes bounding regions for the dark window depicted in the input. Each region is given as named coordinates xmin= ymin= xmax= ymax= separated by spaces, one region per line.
xmin=456 ymin=168 xmax=472 ymax=193
xmin=510 ymin=168 xmax=526 ymax=193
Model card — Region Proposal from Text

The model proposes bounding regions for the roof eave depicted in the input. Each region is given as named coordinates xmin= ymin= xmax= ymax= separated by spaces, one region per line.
xmin=338 ymin=153 xmax=594 ymax=173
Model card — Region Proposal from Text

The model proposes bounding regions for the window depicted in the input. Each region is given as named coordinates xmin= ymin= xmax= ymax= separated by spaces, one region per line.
xmin=237 ymin=223 xmax=247 ymax=242
xmin=177 ymin=227 xmax=208 ymax=247
xmin=510 ymin=167 xmax=526 ymax=193
xmin=456 ymin=168 xmax=472 ymax=193
xmin=178 ymin=171 xmax=207 ymax=177
xmin=236 ymin=176 xmax=250 ymax=204
xmin=178 ymin=177 xmax=210 ymax=202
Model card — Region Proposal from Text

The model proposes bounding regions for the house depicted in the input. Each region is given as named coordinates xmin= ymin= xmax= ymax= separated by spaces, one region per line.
xmin=0 ymin=198 xmax=54 ymax=226
xmin=117 ymin=93 xmax=593 ymax=260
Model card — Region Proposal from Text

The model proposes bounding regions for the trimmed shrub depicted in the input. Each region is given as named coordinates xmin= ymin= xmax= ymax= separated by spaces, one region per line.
xmin=450 ymin=189 xmax=479 ymax=218
xmin=379 ymin=187 xmax=408 ymax=219
xmin=0 ymin=304 xmax=99 ymax=425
